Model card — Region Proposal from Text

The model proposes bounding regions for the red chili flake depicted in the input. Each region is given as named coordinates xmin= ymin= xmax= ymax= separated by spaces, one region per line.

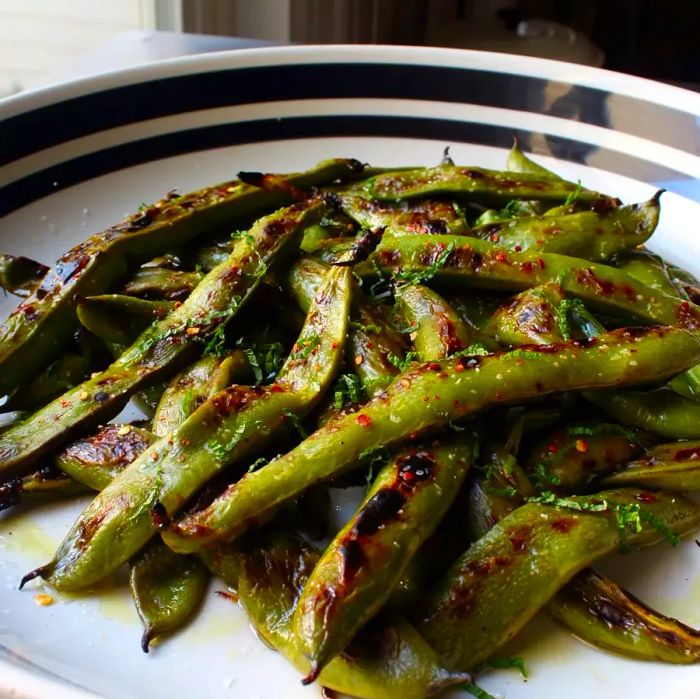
xmin=356 ymin=414 xmax=373 ymax=427
xmin=455 ymin=362 xmax=465 ymax=373
xmin=494 ymin=251 xmax=508 ymax=263
xmin=427 ymin=362 xmax=441 ymax=371
xmin=537 ymin=258 xmax=546 ymax=269
xmin=547 ymin=443 xmax=559 ymax=454
xmin=575 ymin=439 xmax=589 ymax=453
xmin=269 ymin=383 xmax=284 ymax=393
xmin=522 ymin=261 xmax=534 ymax=273
xmin=331 ymin=341 xmax=338 ymax=349
xmin=514 ymin=245 xmax=522 ymax=252
xmin=490 ymin=234 xmax=500 ymax=242
xmin=636 ymin=492 xmax=657 ymax=503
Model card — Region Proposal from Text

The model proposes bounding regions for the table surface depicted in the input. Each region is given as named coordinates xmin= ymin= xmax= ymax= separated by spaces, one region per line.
xmin=39 ymin=30 xmax=278 ymax=87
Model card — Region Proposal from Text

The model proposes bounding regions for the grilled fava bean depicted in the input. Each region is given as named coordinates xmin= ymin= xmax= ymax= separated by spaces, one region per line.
xmin=294 ymin=437 xmax=475 ymax=682
xmin=418 ymin=489 xmax=700 ymax=670
xmin=204 ymin=532 xmax=471 ymax=699
xmin=602 ymin=440 xmax=700 ymax=491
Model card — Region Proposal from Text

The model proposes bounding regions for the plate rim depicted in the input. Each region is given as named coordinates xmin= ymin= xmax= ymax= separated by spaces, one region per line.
xmin=2 ymin=43 xmax=700 ymax=121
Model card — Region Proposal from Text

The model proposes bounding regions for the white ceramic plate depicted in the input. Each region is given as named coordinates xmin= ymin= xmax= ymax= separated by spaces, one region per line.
xmin=2 ymin=45 xmax=700 ymax=699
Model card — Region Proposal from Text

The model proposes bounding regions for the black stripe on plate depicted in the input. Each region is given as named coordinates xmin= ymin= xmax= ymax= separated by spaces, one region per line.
xmin=2 ymin=63 xmax=698 ymax=167
xmin=1 ymin=115 xmax=691 ymax=219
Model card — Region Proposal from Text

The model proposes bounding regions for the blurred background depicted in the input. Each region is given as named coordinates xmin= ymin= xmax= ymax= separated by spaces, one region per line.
xmin=0 ymin=0 xmax=699 ymax=96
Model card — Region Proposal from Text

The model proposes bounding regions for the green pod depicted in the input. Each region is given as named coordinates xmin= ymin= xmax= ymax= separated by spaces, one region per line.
xmin=524 ymin=422 xmax=646 ymax=494
xmin=121 ymin=267 xmax=202 ymax=301
xmin=346 ymin=234 xmax=700 ymax=329
xmin=0 ymin=159 xmax=363 ymax=396
xmin=55 ymin=424 xmax=157 ymax=491
xmin=0 ymin=199 xmax=320 ymax=482
xmin=294 ymin=437 xmax=474 ymax=681
xmin=348 ymin=305 xmax=405 ymax=397
xmin=602 ymin=440 xmax=700 ymax=491
xmin=395 ymin=284 xmax=474 ymax=360
xmin=206 ymin=533 xmax=471 ymax=699
xmin=77 ymin=295 xmax=174 ymax=345
xmin=358 ymin=165 xmax=609 ymax=207
xmin=506 ymin=141 xmax=560 ymax=179
xmin=338 ymin=193 xmax=469 ymax=237
xmin=549 ymin=569 xmax=700 ymax=663
xmin=485 ymin=283 xmax=566 ymax=346
xmin=2 ymin=348 xmax=100 ymax=413
xmin=472 ymin=195 xmax=660 ymax=261
xmin=445 ymin=293 xmax=505 ymax=336
xmin=300 ymin=210 xmax=358 ymax=254
xmin=586 ymin=388 xmax=700 ymax=440
xmin=458 ymin=433 xmax=700 ymax=665
xmin=465 ymin=443 xmax=535 ymax=542
xmin=0 ymin=466 xmax=86 ymax=511
xmin=418 ymin=488 xmax=700 ymax=670
xmin=152 ymin=352 xmax=249 ymax=437
xmin=614 ymin=248 xmax=683 ymax=298
xmin=28 ymin=266 xmax=351 ymax=589
xmin=0 ymin=254 xmax=48 ymax=295
xmin=129 ymin=540 xmax=209 ymax=652
xmin=162 ymin=326 xmax=700 ymax=547
xmin=287 ymin=257 xmax=406 ymax=397
xmin=194 ymin=236 xmax=234 ymax=272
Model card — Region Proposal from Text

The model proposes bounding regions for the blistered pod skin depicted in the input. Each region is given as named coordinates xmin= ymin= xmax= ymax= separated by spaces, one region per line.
xmin=208 ymin=532 xmax=472 ymax=699
xmin=338 ymin=193 xmax=470 ymax=237
xmin=418 ymin=489 xmax=700 ymax=671
xmin=293 ymin=437 xmax=475 ymax=681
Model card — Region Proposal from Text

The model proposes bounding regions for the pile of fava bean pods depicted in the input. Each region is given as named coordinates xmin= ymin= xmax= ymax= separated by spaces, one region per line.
xmin=4 ymin=145 xmax=700 ymax=699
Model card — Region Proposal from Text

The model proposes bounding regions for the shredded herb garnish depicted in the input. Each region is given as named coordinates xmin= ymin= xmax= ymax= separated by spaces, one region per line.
xmin=462 ymin=683 xmax=498 ymax=699
xmin=454 ymin=343 xmax=490 ymax=357
xmin=204 ymin=324 xmax=228 ymax=356
xmin=247 ymin=456 xmax=269 ymax=473
xmin=564 ymin=179 xmax=583 ymax=206
xmin=532 ymin=462 xmax=562 ymax=490
xmin=477 ymin=656 xmax=528 ymax=678
xmin=527 ymin=491 xmax=608 ymax=512
xmin=387 ymin=351 xmax=419 ymax=372
xmin=333 ymin=373 xmax=365 ymax=409
xmin=350 ymin=320 xmax=381 ymax=335
xmin=528 ymin=492 xmax=680 ymax=547
xmin=291 ymin=335 xmax=321 ymax=361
